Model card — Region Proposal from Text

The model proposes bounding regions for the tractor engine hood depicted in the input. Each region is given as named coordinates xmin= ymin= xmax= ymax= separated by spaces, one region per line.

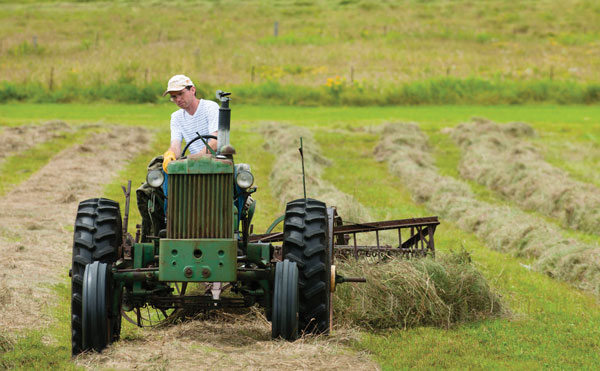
xmin=167 ymin=154 xmax=233 ymax=175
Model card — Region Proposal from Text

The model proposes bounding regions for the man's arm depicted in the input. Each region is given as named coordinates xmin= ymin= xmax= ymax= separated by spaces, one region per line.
xmin=200 ymin=130 xmax=219 ymax=154
xmin=168 ymin=140 xmax=182 ymax=158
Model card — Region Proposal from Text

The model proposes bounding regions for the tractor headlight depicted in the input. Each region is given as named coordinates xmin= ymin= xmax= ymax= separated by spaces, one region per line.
xmin=146 ymin=169 xmax=165 ymax=188
xmin=236 ymin=170 xmax=254 ymax=189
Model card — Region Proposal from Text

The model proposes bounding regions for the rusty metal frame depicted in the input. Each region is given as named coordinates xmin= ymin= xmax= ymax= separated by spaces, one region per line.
xmin=250 ymin=216 xmax=439 ymax=259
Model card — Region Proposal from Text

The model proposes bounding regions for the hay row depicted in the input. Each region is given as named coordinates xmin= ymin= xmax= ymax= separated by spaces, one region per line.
xmin=334 ymin=251 xmax=505 ymax=329
xmin=76 ymin=313 xmax=378 ymax=370
xmin=260 ymin=123 xmax=504 ymax=328
xmin=0 ymin=121 xmax=72 ymax=164
xmin=375 ymin=122 xmax=600 ymax=296
xmin=259 ymin=122 xmax=372 ymax=224
xmin=452 ymin=118 xmax=600 ymax=234
xmin=0 ymin=125 xmax=152 ymax=334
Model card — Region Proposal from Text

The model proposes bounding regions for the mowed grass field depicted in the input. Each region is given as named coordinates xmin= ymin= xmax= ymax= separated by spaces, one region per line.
xmin=1 ymin=103 xmax=600 ymax=369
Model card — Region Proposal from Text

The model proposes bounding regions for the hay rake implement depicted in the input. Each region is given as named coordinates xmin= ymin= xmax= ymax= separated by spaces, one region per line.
xmin=251 ymin=213 xmax=438 ymax=260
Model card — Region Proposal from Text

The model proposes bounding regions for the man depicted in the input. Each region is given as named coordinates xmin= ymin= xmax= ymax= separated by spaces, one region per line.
xmin=162 ymin=74 xmax=219 ymax=170
xmin=136 ymin=74 xmax=219 ymax=241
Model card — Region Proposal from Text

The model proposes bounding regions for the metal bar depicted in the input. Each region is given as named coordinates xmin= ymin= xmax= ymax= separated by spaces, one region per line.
xmin=353 ymin=232 xmax=358 ymax=260
xmin=116 ymin=268 xmax=158 ymax=273
xmin=121 ymin=180 xmax=131 ymax=236
xmin=418 ymin=226 xmax=424 ymax=254
xmin=401 ymin=226 xmax=431 ymax=250
xmin=398 ymin=227 xmax=402 ymax=248
xmin=333 ymin=217 xmax=439 ymax=234
xmin=375 ymin=230 xmax=380 ymax=260
xmin=300 ymin=137 xmax=307 ymax=200
xmin=335 ymin=245 xmax=395 ymax=251
xmin=248 ymin=216 xmax=439 ymax=243
xmin=250 ymin=231 xmax=283 ymax=243
xmin=429 ymin=225 xmax=435 ymax=257
xmin=341 ymin=277 xmax=367 ymax=283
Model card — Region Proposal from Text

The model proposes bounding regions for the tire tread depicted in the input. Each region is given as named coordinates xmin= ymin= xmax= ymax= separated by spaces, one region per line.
xmin=282 ymin=198 xmax=331 ymax=335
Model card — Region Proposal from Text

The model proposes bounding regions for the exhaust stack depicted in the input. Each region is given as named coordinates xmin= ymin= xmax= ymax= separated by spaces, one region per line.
xmin=216 ymin=90 xmax=233 ymax=155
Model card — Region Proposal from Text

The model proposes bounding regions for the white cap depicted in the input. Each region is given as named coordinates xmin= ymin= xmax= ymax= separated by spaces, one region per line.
xmin=163 ymin=75 xmax=194 ymax=96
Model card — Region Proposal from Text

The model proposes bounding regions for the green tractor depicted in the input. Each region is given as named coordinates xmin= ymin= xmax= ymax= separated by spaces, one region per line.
xmin=70 ymin=91 xmax=439 ymax=355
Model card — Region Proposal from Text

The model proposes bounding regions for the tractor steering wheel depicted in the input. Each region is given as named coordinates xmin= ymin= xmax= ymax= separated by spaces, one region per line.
xmin=181 ymin=134 xmax=218 ymax=157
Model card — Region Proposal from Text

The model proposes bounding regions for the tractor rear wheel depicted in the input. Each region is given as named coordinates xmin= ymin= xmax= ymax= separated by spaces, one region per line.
xmin=271 ymin=259 xmax=299 ymax=340
xmin=282 ymin=198 xmax=331 ymax=335
xmin=71 ymin=198 xmax=122 ymax=356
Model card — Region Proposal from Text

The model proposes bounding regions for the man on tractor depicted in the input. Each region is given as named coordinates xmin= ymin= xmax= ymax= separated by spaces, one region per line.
xmin=136 ymin=74 xmax=219 ymax=241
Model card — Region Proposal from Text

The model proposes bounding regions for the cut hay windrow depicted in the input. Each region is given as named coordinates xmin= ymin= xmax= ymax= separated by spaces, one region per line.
xmin=375 ymin=122 xmax=600 ymax=296
xmin=0 ymin=121 xmax=72 ymax=163
xmin=451 ymin=118 xmax=600 ymax=235
xmin=334 ymin=250 xmax=504 ymax=329
xmin=76 ymin=311 xmax=378 ymax=370
xmin=259 ymin=122 xmax=372 ymax=224
xmin=260 ymin=122 xmax=504 ymax=328
xmin=0 ymin=125 xmax=152 ymax=334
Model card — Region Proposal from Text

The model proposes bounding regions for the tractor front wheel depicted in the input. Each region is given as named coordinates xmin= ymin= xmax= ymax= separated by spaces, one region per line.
xmin=71 ymin=198 xmax=122 ymax=356
xmin=271 ymin=259 xmax=299 ymax=340
xmin=82 ymin=262 xmax=116 ymax=352
xmin=282 ymin=198 xmax=331 ymax=335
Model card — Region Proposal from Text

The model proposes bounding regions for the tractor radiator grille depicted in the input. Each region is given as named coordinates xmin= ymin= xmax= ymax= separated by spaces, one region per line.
xmin=167 ymin=173 xmax=233 ymax=239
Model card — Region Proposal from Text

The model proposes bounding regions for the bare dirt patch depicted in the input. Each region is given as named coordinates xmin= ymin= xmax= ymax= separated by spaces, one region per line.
xmin=0 ymin=124 xmax=151 ymax=334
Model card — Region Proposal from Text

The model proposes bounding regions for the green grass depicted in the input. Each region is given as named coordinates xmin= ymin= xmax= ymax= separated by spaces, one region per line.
xmin=231 ymin=128 xmax=283 ymax=232
xmin=2 ymin=103 xmax=600 ymax=128
xmin=0 ymin=282 xmax=78 ymax=370
xmin=3 ymin=78 xmax=600 ymax=105
xmin=3 ymin=103 xmax=600 ymax=368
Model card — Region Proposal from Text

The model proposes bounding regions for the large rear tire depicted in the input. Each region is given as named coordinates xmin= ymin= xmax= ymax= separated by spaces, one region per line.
xmin=71 ymin=198 xmax=122 ymax=356
xmin=282 ymin=198 xmax=331 ymax=335
xmin=271 ymin=260 xmax=299 ymax=341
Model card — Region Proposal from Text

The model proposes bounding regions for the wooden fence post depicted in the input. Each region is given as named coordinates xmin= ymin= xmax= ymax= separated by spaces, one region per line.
xmin=49 ymin=67 xmax=54 ymax=91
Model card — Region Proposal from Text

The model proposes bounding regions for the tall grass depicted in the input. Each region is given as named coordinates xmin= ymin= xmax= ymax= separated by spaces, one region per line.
xmin=1 ymin=0 xmax=599 ymax=104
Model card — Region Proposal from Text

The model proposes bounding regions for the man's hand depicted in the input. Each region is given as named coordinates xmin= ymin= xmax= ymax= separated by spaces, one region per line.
xmin=162 ymin=150 xmax=177 ymax=173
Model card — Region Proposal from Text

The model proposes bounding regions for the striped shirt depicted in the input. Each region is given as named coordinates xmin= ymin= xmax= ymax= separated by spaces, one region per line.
xmin=170 ymin=99 xmax=219 ymax=154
